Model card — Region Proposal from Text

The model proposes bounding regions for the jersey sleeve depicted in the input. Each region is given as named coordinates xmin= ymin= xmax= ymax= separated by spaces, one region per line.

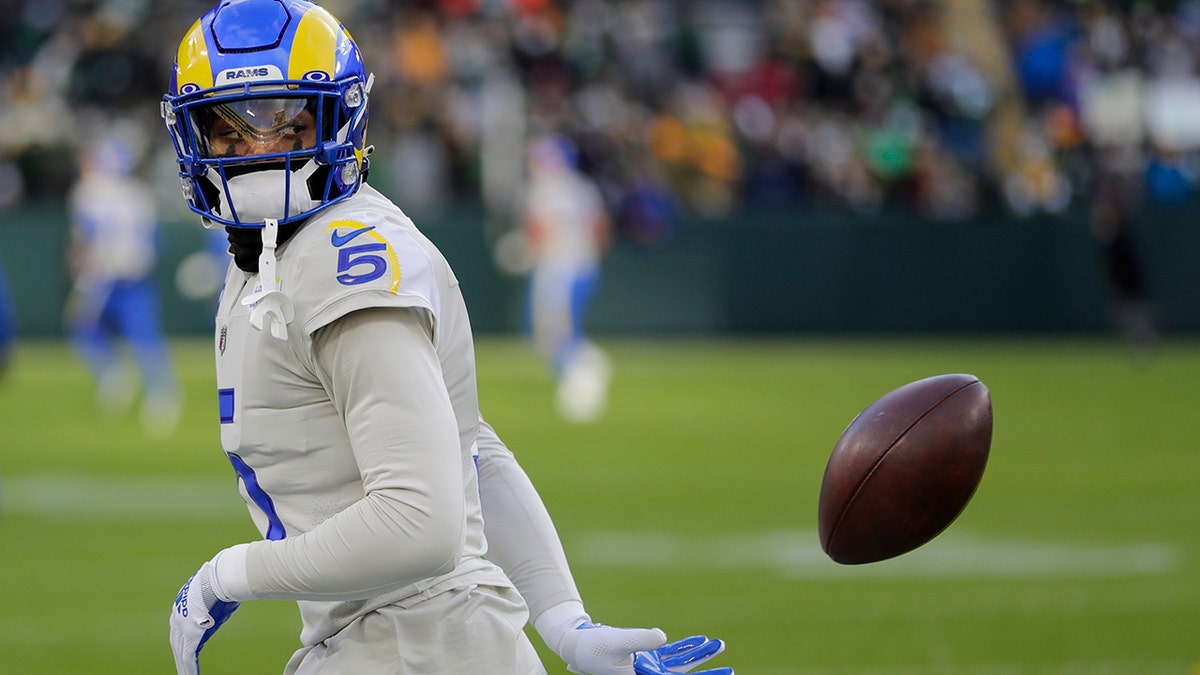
xmin=240 ymin=307 xmax=467 ymax=600
xmin=287 ymin=218 xmax=441 ymax=339
xmin=477 ymin=416 xmax=582 ymax=620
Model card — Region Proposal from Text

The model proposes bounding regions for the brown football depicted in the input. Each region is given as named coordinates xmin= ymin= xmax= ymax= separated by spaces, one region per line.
xmin=818 ymin=373 xmax=992 ymax=564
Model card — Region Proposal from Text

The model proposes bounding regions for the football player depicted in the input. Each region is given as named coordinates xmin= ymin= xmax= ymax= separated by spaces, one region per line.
xmin=161 ymin=2 xmax=733 ymax=674
xmin=522 ymin=133 xmax=613 ymax=423
xmin=66 ymin=132 xmax=181 ymax=436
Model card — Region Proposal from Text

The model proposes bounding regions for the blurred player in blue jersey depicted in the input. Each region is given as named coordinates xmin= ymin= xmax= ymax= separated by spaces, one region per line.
xmin=66 ymin=133 xmax=180 ymax=436
xmin=522 ymin=133 xmax=613 ymax=422
xmin=161 ymin=2 xmax=732 ymax=674
xmin=0 ymin=254 xmax=14 ymax=377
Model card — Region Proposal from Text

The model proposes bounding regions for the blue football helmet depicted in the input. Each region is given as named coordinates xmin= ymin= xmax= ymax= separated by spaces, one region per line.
xmin=162 ymin=0 xmax=372 ymax=228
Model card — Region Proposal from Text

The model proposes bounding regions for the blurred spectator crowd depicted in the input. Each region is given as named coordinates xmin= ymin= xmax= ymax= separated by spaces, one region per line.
xmin=2 ymin=0 xmax=1200 ymax=240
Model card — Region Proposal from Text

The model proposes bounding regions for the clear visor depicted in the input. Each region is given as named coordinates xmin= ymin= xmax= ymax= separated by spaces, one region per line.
xmin=191 ymin=97 xmax=318 ymax=159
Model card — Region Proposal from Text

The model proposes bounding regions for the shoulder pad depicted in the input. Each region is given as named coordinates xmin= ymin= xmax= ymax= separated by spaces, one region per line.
xmin=283 ymin=216 xmax=440 ymax=336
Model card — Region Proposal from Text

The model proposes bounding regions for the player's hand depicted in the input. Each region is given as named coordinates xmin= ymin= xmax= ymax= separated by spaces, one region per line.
xmin=558 ymin=622 xmax=669 ymax=675
xmin=633 ymin=635 xmax=734 ymax=675
xmin=169 ymin=561 xmax=240 ymax=675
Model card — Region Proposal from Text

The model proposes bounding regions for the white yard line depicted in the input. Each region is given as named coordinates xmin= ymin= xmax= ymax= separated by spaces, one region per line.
xmin=0 ymin=473 xmax=243 ymax=518
xmin=569 ymin=530 xmax=1181 ymax=579
xmin=1 ymin=474 xmax=1182 ymax=579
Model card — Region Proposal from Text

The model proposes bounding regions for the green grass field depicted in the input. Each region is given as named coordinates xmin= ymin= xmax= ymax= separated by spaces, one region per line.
xmin=0 ymin=336 xmax=1197 ymax=674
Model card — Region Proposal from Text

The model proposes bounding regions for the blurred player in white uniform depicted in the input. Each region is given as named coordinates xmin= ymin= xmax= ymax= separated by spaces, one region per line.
xmin=66 ymin=133 xmax=180 ymax=436
xmin=523 ymin=133 xmax=613 ymax=422
xmin=161 ymin=2 xmax=732 ymax=674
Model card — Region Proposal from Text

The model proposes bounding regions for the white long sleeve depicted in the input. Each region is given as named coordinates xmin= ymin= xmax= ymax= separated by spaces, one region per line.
xmin=236 ymin=308 xmax=465 ymax=600
xmin=476 ymin=416 xmax=582 ymax=621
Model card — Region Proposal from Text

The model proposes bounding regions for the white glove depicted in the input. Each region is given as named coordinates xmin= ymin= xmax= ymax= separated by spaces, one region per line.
xmin=560 ymin=622 xmax=670 ymax=675
xmin=536 ymin=601 xmax=668 ymax=675
xmin=169 ymin=559 xmax=240 ymax=675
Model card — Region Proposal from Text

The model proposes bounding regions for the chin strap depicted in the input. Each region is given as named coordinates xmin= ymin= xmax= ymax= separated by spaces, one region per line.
xmin=241 ymin=218 xmax=294 ymax=341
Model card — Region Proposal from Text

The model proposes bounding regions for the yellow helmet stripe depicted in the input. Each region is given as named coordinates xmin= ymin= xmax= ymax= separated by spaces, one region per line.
xmin=287 ymin=6 xmax=341 ymax=80
xmin=175 ymin=19 xmax=213 ymax=91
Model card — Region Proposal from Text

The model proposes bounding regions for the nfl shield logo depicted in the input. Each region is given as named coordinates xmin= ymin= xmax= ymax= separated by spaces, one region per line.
xmin=219 ymin=324 xmax=227 ymax=355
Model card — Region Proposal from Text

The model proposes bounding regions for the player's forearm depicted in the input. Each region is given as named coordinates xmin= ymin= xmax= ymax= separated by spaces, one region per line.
xmin=477 ymin=416 xmax=582 ymax=619
xmin=232 ymin=486 xmax=462 ymax=601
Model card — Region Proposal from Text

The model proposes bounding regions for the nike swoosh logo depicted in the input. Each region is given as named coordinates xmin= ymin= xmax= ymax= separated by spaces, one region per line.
xmin=330 ymin=225 xmax=375 ymax=247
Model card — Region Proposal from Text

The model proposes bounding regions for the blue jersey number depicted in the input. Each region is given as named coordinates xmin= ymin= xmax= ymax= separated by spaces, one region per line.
xmin=227 ymin=453 xmax=286 ymax=541
xmin=336 ymin=242 xmax=389 ymax=285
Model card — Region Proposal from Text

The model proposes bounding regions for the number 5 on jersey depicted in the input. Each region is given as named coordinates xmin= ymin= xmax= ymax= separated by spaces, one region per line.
xmin=326 ymin=221 xmax=398 ymax=289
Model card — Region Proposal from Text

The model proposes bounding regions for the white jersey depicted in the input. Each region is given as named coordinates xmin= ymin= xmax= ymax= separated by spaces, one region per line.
xmin=524 ymin=170 xmax=606 ymax=271
xmin=213 ymin=184 xmax=513 ymax=647
xmin=68 ymin=174 xmax=158 ymax=281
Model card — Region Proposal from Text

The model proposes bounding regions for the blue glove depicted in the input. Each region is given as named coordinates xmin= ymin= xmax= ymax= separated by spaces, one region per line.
xmin=169 ymin=561 xmax=240 ymax=675
xmin=634 ymin=635 xmax=734 ymax=675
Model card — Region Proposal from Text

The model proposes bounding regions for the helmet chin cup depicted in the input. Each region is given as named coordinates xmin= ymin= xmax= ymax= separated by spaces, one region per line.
xmin=214 ymin=161 xmax=320 ymax=227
